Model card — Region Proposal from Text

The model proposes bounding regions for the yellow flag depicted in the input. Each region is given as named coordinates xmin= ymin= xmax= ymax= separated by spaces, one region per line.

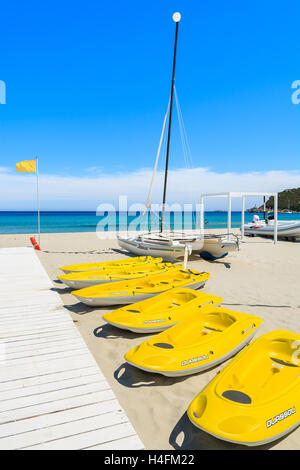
xmin=16 ymin=160 xmax=36 ymax=172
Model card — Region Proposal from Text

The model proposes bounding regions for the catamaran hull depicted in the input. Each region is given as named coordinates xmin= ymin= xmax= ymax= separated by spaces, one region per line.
xmin=118 ymin=235 xmax=238 ymax=261
xmin=117 ymin=235 xmax=188 ymax=261
xmin=73 ymin=280 xmax=206 ymax=307
xmin=200 ymin=237 xmax=239 ymax=260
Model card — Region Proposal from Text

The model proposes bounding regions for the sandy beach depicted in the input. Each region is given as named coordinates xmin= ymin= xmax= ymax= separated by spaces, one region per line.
xmin=1 ymin=230 xmax=299 ymax=450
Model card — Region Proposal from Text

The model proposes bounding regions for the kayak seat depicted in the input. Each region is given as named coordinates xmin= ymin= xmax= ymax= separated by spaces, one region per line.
xmin=222 ymin=390 xmax=252 ymax=404
xmin=153 ymin=343 xmax=174 ymax=349
xmin=268 ymin=337 xmax=300 ymax=368
xmin=270 ymin=357 xmax=299 ymax=367
xmin=205 ymin=312 xmax=236 ymax=330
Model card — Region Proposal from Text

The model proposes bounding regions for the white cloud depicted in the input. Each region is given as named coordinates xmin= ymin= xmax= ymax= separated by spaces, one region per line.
xmin=1 ymin=167 xmax=300 ymax=210
xmin=0 ymin=166 xmax=11 ymax=173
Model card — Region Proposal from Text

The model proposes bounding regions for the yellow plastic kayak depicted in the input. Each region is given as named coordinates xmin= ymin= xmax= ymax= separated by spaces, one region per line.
xmin=187 ymin=329 xmax=300 ymax=446
xmin=103 ymin=288 xmax=223 ymax=333
xmin=59 ymin=256 xmax=163 ymax=274
xmin=71 ymin=269 xmax=210 ymax=306
xmin=58 ymin=262 xmax=175 ymax=289
xmin=125 ymin=306 xmax=262 ymax=376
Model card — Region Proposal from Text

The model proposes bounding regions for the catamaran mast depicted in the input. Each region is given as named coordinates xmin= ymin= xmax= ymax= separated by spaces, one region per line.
xmin=160 ymin=12 xmax=181 ymax=233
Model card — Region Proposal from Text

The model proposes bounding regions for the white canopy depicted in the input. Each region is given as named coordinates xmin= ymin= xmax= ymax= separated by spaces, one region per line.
xmin=199 ymin=191 xmax=278 ymax=243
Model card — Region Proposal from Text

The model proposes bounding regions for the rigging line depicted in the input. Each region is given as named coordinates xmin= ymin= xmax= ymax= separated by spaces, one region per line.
xmin=143 ymin=98 xmax=171 ymax=216
xmin=177 ymin=88 xmax=193 ymax=169
xmin=174 ymin=87 xmax=192 ymax=169
xmin=174 ymin=86 xmax=194 ymax=169
xmin=174 ymin=87 xmax=189 ymax=168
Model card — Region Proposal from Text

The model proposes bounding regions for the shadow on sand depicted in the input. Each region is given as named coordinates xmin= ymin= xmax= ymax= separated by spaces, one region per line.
xmin=114 ymin=362 xmax=191 ymax=389
xmin=93 ymin=323 xmax=151 ymax=340
xmin=63 ymin=303 xmax=93 ymax=315
xmin=203 ymin=259 xmax=231 ymax=269
xmin=222 ymin=302 xmax=292 ymax=309
xmin=169 ymin=411 xmax=290 ymax=450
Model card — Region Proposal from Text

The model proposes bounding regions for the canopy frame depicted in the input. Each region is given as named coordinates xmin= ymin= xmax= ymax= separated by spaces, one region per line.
xmin=199 ymin=192 xmax=278 ymax=243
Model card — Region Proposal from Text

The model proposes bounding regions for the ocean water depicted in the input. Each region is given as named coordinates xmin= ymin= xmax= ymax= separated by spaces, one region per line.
xmin=1 ymin=211 xmax=300 ymax=235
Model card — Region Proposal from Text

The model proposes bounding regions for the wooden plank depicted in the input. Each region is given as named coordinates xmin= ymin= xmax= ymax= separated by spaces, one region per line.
xmin=0 ymin=355 xmax=99 ymax=383
xmin=0 ymin=373 xmax=102 ymax=401
xmin=87 ymin=435 xmax=144 ymax=450
xmin=0 ymin=310 xmax=70 ymax=322
xmin=0 ymin=400 xmax=121 ymax=438
xmin=0 ymin=366 xmax=99 ymax=392
xmin=0 ymin=389 xmax=116 ymax=424
xmin=0 ymin=381 xmax=110 ymax=413
xmin=0 ymin=305 xmax=61 ymax=316
xmin=0 ymin=323 xmax=75 ymax=339
xmin=1 ymin=341 xmax=89 ymax=363
xmin=4 ymin=337 xmax=83 ymax=354
xmin=0 ymin=411 xmax=129 ymax=450
xmin=24 ymin=423 xmax=137 ymax=450
xmin=0 ymin=330 xmax=76 ymax=345
xmin=0 ymin=348 xmax=90 ymax=367
xmin=0 ymin=315 xmax=73 ymax=327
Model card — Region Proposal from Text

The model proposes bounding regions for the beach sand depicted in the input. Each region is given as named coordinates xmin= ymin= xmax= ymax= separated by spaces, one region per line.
xmin=1 ymin=230 xmax=299 ymax=450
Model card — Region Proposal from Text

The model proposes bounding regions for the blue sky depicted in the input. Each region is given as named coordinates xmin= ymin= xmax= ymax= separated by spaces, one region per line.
xmin=0 ymin=0 xmax=300 ymax=209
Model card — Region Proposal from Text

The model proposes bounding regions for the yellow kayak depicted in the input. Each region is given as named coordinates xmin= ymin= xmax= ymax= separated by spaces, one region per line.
xmin=71 ymin=269 xmax=210 ymax=307
xmin=58 ymin=262 xmax=175 ymax=289
xmin=103 ymin=288 xmax=223 ymax=333
xmin=187 ymin=329 xmax=300 ymax=446
xmin=125 ymin=306 xmax=262 ymax=376
xmin=59 ymin=256 xmax=163 ymax=274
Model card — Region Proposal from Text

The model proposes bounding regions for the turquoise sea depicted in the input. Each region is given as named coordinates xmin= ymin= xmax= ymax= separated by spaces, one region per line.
xmin=1 ymin=211 xmax=300 ymax=235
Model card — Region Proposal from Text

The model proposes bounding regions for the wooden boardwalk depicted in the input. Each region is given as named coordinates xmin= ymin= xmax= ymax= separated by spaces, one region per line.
xmin=0 ymin=247 xmax=143 ymax=450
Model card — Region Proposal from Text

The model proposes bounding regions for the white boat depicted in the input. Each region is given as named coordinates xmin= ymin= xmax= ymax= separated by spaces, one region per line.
xmin=243 ymin=214 xmax=300 ymax=240
xmin=118 ymin=232 xmax=239 ymax=261
xmin=243 ymin=219 xmax=300 ymax=240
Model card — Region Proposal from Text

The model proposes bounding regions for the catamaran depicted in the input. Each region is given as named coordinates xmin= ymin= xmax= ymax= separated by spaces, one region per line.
xmin=117 ymin=13 xmax=239 ymax=261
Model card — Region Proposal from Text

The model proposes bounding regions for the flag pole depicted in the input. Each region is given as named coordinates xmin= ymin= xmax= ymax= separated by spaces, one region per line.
xmin=36 ymin=156 xmax=40 ymax=246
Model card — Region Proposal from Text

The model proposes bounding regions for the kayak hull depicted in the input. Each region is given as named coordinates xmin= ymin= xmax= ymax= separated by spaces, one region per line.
xmin=189 ymin=419 xmax=300 ymax=447
xmin=124 ymin=307 xmax=262 ymax=376
xmin=73 ymin=279 xmax=207 ymax=306
xmin=187 ymin=329 xmax=300 ymax=446
xmin=58 ymin=262 xmax=175 ymax=289
xmin=126 ymin=330 xmax=256 ymax=376
xmin=60 ymin=256 xmax=163 ymax=274
xmin=103 ymin=288 xmax=223 ymax=333
xmin=58 ymin=277 xmax=121 ymax=289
